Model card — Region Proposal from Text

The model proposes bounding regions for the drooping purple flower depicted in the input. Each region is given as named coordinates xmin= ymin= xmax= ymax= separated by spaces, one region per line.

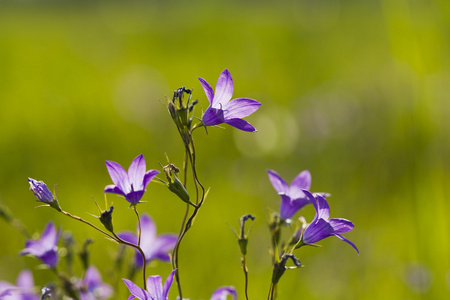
xmin=104 ymin=154 xmax=160 ymax=205
xmin=28 ymin=178 xmax=54 ymax=204
xmin=268 ymin=169 xmax=320 ymax=220
xmin=301 ymin=190 xmax=358 ymax=254
xmin=118 ymin=214 xmax=177 ymax=268
xmin=20 ymin=222 xmax=61 ymax=268
xmin=210 ymin=286 xmax=237 ymax=300
xmin=123 ymin=269 xmax=176 ymax=300
xmin=79 ymin=266 xmax=113 ymax=300
xmin=198 ymin=69 xmax=261 ymax=132
xmin=0 ymin=270 xmax=39 ymax=300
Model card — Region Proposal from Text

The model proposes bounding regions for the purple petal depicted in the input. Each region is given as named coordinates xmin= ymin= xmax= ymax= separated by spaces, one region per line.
xmin=104 ymin=185 xmax=125 ymax=196
xmin=128 ymin=154 xmax=146 ymax=191
xmin=329 ymin=218 xmax=354 ymax=234
xmin=334 ymin=234 xmax=359 ymax=254
xmin=84 ymin=266 xmax=101 ymax=288
xmin=223 ymin=98 xmax=261 ymax=120
xmin=198 ymin=77 xmax=215 ymax=104
xmin=213 ymin=69 xmax=234 ymax=107
xmin=146 ymin=234 xmax=177 ymax=262
xmin=123 ymin=279 xmax=151 ymax=300
xmin=41 ymin=222 xmax=60 ymax=250
xmin=106 ymin=161 xmax=129 ymax=193
xmin=315 ymin=194 xmax=330 ymax=220
xmin=289 ymin=170 xmax=311 ymax=198
xmin=16 ymin=270 xmax=34 ymax=289
xmin=125 ymin=191 xmax=145 ymax=204
xmin=40 ymin=250 xmax=59 ymax=267
xmin=302 ymin=218 xmax=334 ymax=244
xmin=146 ymin=276 xmax=163 ymax=299
xmin=225 ymin=118 xmax=256 ymax=132
xmin=210 ymin=286 xmax=237 ymax=300
xmin=279 ymin=195 xmax=304 ymax=220
xmin=162 ymin=270 xmax=176 ymax=299
xmin=202 ymin=106 xmax=225 ymax=126
xmin=143 ymin=170 xmax=159 ymax=190
xmin=267 ymin=170 xmax=289 ymax=195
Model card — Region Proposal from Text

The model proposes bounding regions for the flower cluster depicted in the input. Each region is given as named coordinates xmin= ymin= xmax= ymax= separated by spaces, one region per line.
xmin=0 ymin=69 xmax=357 ymax=300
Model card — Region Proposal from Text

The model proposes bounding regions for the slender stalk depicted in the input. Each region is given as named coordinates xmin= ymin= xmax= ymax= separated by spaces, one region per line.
xmin=242 ymin=255 xmax=250 ymax=300
xmin=60 ymin=210 xmax=116 ymax=241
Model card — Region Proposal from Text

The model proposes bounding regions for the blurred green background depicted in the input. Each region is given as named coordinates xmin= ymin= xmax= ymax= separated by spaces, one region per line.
xmin=0 ymin=0 xmax=449 ymax=299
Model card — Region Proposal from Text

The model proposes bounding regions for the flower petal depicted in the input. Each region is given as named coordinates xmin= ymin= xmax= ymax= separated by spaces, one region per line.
xmin=117 ymin=231 xmax=138 ymax=245
xmin=16 ymin=270 xmax=34 ymax=289
xmin=329 ymin=218 xmax=354 ymax=234
xmin=41 ymin=222 xmax=60 ymax=251
xmin=146 ymin=276 xmax=163 ymax=300
xmin=128 ymin=154 xmax=146 ymax=191
xmin=143 ymin=170 xmax=159 ymax=190
xmin=267 ymin=170 xmax=289 ymax=195
xmin=147 ymin=234 xmax=177 ymax=262
xmin=315 ymin=194 xmax=330 ymax=220
xmin=123 ymin=279 xmax=151 ymax=300
xmin=214 ymin=69 xmax=234 ymax=107
xmin=289 ymin=170 xmax=311 ymax=198
xmin=302 ymin=218 xmax=334 ymax=244
xmin=106 ymin=160 xmax=129 ymax=193
xmin=40 ymin=250 xmax=59 ymax=267
xmin=202 ymin=106 xmax=225 ymax=126
xmin=104 ymin=185 xmax=124 ymax=196
xmin=279 ymin=195 xmax=304 ymax=220
xmin=198 ymin=77 xmax=215 ymax=104
xmin=223 ymin=98 xmax=261 ymax=119
xmin=210 ymin=286 xmax=237 ymax=300
xmin=225 ymin=118 xmax=256 ymax=132
xmin=334 ymin=234 xmax=359 ymax=254
xmin=162 ymin=270 xmax=176 ymax=299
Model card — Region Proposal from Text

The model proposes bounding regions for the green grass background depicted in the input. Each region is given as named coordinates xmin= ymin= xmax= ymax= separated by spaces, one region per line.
xmin=0 ymin=0 xmax=449 ymax=299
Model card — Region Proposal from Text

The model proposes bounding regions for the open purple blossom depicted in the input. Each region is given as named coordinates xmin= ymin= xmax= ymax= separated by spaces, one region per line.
xmin=20 ymin=222 xmax=61 ymax=268
xmin=198 ymin=69 xmax=261 ymax=132
xmin=268 ymin=169 xmax=324 ymax=220
xmin=79 ymin=266 xmax=113 ymax=300
xmin=210 ymin=286 xmax=237 ymax=300
xmin=0 ymin=269 xmax=39 ymax=300
xmin=28 ymin=178 xmax=54 ymax=204
xmin=118 ymin=214 xmax=177 ymax=268
xmin=104 ymin=154 xmax=159 ymax=205
xmin=300 ymin=190 xmax=358 ymax=254
xmin=123 ymin=269 xmax=176 ymax=300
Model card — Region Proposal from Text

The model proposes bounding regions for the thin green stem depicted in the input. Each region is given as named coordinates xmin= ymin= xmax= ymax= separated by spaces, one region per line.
xmin=242 ymin=255 xmax=250 ymax=300
xmin=60 ymin=210 xmax=117 ymax=241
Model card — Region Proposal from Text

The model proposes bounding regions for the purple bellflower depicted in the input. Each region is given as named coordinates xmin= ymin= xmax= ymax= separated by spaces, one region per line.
xmin=104 ymin=154 xmax=159 ymax=205
xmin=28 ymin=178 xmax=54 ymax=204
xmin=0 ymin=270 xmax=39 ymax=300
xmin=210 ymin=286 xmax=237 ymax=300
xmin=118 ymin=214 xmax=177 ymax=268
xmin=78 ymin=266 xmax=113 ymax=300
xmin=123 ymin=269 xmax=176 ymax=300
xmin=300 ymin=190 xmax=358 ymax=254
xmin=20 ymin=222 xmax=61 ymax=268
xmin=268 ymin=169 xmax=323 ymax=220
xmin=198 ymin=69 xmax=261 ymax=132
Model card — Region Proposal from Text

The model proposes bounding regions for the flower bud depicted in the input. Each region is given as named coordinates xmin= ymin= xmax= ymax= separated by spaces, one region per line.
xmin=99 ymin=206 xmax=114 ymax=233
xmin=28 ymin=178 xmax=62 ymax=211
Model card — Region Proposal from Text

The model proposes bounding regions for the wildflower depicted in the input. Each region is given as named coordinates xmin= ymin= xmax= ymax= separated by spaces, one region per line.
xmin=19 ymin=222 xmax=61 ymax=268
xmin=79 ymin=266 xmax=113 ymax=300
xmin=198 ymin=69 xmax=261 ymax=132
xmin=118 ymin=214 xmax=177 ymax=267
xmin=210 ymin=286 xmax=237 ymax=300
xmin=104 ymin=154 xmax=159 ymax=205
xmin=300 ymin=190 xmax=358 ymax=253
xmin=123 ymin=269 xmax=176 ymax=300
xmin=0 ymin=270 xmax=39 ymax=300
xmin=28 ymin=178 xmax=54 ymax=203
xmin=268 ymin=169 xmax=323 ymax=220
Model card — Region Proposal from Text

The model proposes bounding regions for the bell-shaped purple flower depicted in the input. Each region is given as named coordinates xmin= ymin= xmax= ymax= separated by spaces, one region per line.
xmin=0 ymin=269 xmax=39 ymax=300
xmin=268 ymin=169 xmax=320 ymax=220
xmin=118 ymin=214 xmax=177 ymax=268
xmin=79 ymin=266 xmax=113 ymax=300
xmin=301 ymin=190 xmax=358 ymax=254
xmin=20 ymin=222 xmax=61 ymax=268
xmin=198 ymin=69 xmax=261 ymax=132
xmin=104 ymin=154 xmax=159 ymax=205
xmin=123 ymin=269 xmax=176 ymax=300
xmin=210 ymin=286 xmax=237 ymax=300
xmin=28 ymin=178 xmax=54 ymax=204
